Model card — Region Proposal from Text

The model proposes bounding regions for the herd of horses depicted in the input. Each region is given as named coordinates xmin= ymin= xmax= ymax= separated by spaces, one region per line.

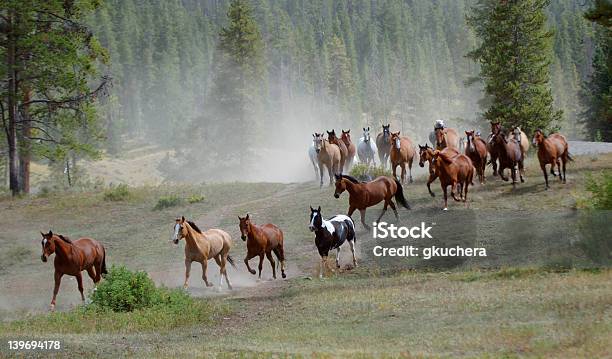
xmin=38 ymin=121 xmax=573 ymax=310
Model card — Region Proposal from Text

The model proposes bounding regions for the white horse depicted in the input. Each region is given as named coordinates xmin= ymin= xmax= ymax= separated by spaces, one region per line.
xmin=357 ymin=127 xmax=378 ymax=166
xmin=308 ymin=133 xmax=320 ymax=181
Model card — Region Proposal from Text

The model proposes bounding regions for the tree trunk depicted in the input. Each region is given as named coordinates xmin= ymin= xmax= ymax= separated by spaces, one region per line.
xmin=6 ymin=12 xmax=20 ymax=196
xmin=18 ymin=90 xmax=31 ymax=193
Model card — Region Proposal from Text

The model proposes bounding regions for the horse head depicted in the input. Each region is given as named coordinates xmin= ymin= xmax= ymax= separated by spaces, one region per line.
xmin=172 ymin=216 xmax=189 ymax=244
xmin=40 ymin=230 xmax=57 ymax=262
xmin=309 ymin=206 xmax=322 ymax=232
xmin=390 ymin=131 xmax=402 ymax=150
xmin=490 ymin=120 xmax=501 ymax=135
xmin=382 ymin=124 xmax=390 ymax=139
xmin=341 ymin=129 xmax=351 ymax=145
xmin=327 ymin=130 xmax=338 ymax=143
xmin=334 ymin=174 xmax=347 ymax=198
xmin=465 ymin=130 xmax=476 ymax=152
xmin=362 ymin=127 xmax=371 ymax=142
xmin=238 ymin=213 xmax=252 ymax=241
xmin=532 ymin=129 xmax=545 ymax=146
xmin=512 ymin=126 xmax=522 ymax=143
xmin=418 ymin=144 xmax=432 ymax=167
xmin=313 ymin=133 xmax=323 ymax=153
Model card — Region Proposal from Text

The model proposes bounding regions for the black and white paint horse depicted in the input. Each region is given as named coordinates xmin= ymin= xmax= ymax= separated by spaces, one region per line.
xmin=308 ymin=206 xmax=357 ymax=278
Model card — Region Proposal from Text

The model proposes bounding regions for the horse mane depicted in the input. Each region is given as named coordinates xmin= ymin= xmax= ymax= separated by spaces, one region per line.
xmin=57 ymin=234 xmax=72 ymax=244
xmin=436 ymin=150 xmax=456 ymax=164
xmin=341 ymin=174 xmax=361 ymax=184
xmin=186 ymin=220 xmax=203 ymax=234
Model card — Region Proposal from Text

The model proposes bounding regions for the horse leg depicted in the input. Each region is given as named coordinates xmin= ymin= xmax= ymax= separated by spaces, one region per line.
xmin=348 ymin=240 xmax=357 ymax=267
xmin=376 ymin=201 xmax=388 ymax=223
xmin=451 ymin=182 xmax=461 ymax=202
xmin=359 ymin=209 xmax=370 ymax=230
xmin=400 ymin=163 xmax=406 ymax=184
xmin=183 ymin=259 xmax=192 ymax=288
xmin=265 ymin=251 xmax=277 ymax=279
xmin=562 ymin=158 xmax=567 ymax=183
xmin=392 ymin=162 xmax=398 ymax=181
xmin=213 ymin=256 xmax=224 ymax=290
xmin=442 ymin=184 xmax=448 ymax=211
xmin=427 ymin=171 xmax=437 ymax=197
xmin=51 ymin=271 xmax=63 ymax=310
xmin=519 ymin=160 xmax=525 ymax=183
xmin=335 ymin=247 xmax=341 ymax=268
xmin=273 ymin=247 xmax=286 ymax=279
xmin=76 ymin=273 xmax=85 ymax=302
xmin=389 ymin=200 xmax=398 ymax=219
xmin=86 ymin=267 xmax=96 ymax=283
xmin=541 ymin=163 xmax=549 ymax=190
xmin=556 ymin=159 xmax=563 ymax=182
xmin=200 ymin=260 xmax=213 ymax=287
xmin=257 ymin=254 xmax=265 ymax=280
xmin=320 ymin=256 xmax=327 ymax=279
xmin=244 ymin=252 xmax=256 ymax=275
xmin=319 ymin=162 xmax=324 ymax=188
xmin=408 ymin=159 xmax=413 ymax=183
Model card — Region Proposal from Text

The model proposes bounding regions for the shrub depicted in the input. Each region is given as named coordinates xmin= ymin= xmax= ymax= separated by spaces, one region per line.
xmin=153 ymin=195 xmax=183 ymax=210
xmin=187 ymin=194 xmax=205 ymax=204
xmin=584 ymin=170 xmax=612 ymax=210
xmin=350 ymin=163 xmax=392 ymax=181
xmin=103 ymin=184 xmax=130 ymax=201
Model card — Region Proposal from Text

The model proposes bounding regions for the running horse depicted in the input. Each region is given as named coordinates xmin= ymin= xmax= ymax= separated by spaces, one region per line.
xmin=432 ymin=150 xmax=474 ymax=211
xmin=464 ymin=130 xmax=488 ymax=184
xmin=418 ymin=144 xmax=459 ymax=197
xmin=357 ymin=127 xmax=377 ymax=166
xmin=238 ymin=214 xmax=286 ymax=279
xmin=341 ymin=129 xmax=356 ymax=172
xmin=333 ymin=174 xmax=410 ymax=230
xmin=488 ymin=120 xmax=502 ymax=176
xmin=313 ymin=133 xmax=341 ymax=187
xmin=375 ymin=124 xmax=392 ymax=168
xmin=308 ymin=133 xmax=321 ymax=181
xmin=328 ymin=130 xmax=348 ymax=174
xmin=40 ymin=230 xmax=107 ymax=310
xmin=172 ymin=217 xmax=236 ymax=290
xmin=389 ymin=131 xmax=415 ymax=184
xmin=532 ymin=129 xmax=572 ymax=189
xmin=308 ymin=206 xmax=357 ymax=278
xmin=490 ymin=129 xmax=524 ymax=185
xmin=434 ymin=127 xmax=460 ymax=150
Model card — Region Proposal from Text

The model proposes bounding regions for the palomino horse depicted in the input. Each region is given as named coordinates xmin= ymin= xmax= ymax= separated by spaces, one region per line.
xmin=434 ymin=127 xmax=460 ymax=150
xmin=490 ymin=129 xmax=524 ymax=185
xmin=313 ymin=133 xmax=341 ymax=187
xmin=357 ymin=127 xmax=377 ymax=166
xmin=418 ymin=144 xmax=459 ymax=197
xmin=465 ymin=130 xmax=488 ymax=184
xmin=334 ymin=174 xmax=410 ymax=230
xmin=328 ymin=130 xmax=348 ymax=173
xmin=512 ymin=126 xmax=530 ymax=179
xmin=308 ymin=133 xmax=320 ymax=181
xmin=40 ymin=230 xmax=107 ymax=310
xmin=341 ymin=129 xmax=356 ymax=172
xmin=432 ymin=150 xmax=474 ymax=211
xmin=309 ymin=206 xmax=356 ymax=278
xmin=238 ymin=214 xmax=286 ymax=279
xmin=532 ymin=129 xmax=572 ymax=189
xmin=389 ymin=131 xmax=415 ymax=184
xmin=172 ymin=217 xmax=236 ymax=290
xmin=375 ymin=124 xmax=392 ymax=168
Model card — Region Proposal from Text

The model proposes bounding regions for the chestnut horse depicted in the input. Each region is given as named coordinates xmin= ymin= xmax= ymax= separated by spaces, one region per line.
xmin=418 ymin=144 xmax=459 ymax=197
xmin=334 ymin=174 xmax=410 ymax=230
xmin=341 ymin=129 xmax=357 ymax=172
xmin=490 ymin=129 xmax=524 ymax=184
xmin=40 ymin=230 xmax=107 ymax=310
xmin=434 ymin=127 xmax=460 ymax=150
xmin=465 ymin=130 xmax=488 ymax=184
xmin=328 ymin=130 xmax=348 ymax=173
xmin=238 ymin=214 xmax=286 ymax=280
xmin=376 ymin=124 xmax=392 ymax=168
xmin=532 ymin=129 xmax=572 ymax=189
xmin=314 ymin=134 xmax=341 ymax=187
xmin=432 ymin=150 xmax=474 ymax=211
xmin=389 ymin=131 xmax=415 ymax=184
xmin=172 ymin=217 xmax=236 ymax=290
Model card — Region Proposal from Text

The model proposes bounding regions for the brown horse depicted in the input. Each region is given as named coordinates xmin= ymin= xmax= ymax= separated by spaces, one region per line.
xmin=432 ymin=150 xmax=474 ymax=211
xmin=389 ymin=131 xmax=415 ymax=184
xmin=238 ymin=214 xmax=286 ymax=280
xmin=465 ymin=130 xmax=488 ymax=184
xmin=40 ymin=231 xmax=107 ymax=310
xmin=490 ymin=129 xmax=524 ymax=185
xmin=487 ymin=121 xmax=502 ymax=176
xmin=376 ymin=124 xmax=392 ymax=168
xmin=341 ymin=129 xmax=356 ymax=172
xmin=532 ymin=129 xmax=572 ymax=189
xmin=172 ymin=217 xmax=236 ymax=290
xmin=418 ymin=144 xmax=459 ymax=197
xmin=334 ymin=174 xmax=410 ymax=230
xmin=328 ymin=130 xmax=348 ymax=173
xmin=434 ymin=127 xmax=460 ymax=150
xmin=314 ymin=134 xmax=341 ymax=187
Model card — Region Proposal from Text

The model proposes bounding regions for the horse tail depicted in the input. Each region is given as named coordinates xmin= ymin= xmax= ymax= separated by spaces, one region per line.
xmin=226 ymin=255 xmax=237 ymax=269
xmin=101 ymin=246 xmax=108 ymax=275
xmin=393 ymin=178 xmax=411 ymax=210
xmin=567 ymin=152 xmax=574 ymax=162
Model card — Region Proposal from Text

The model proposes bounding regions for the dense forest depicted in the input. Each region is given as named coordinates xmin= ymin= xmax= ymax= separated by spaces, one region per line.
xmin=1 ymin=0 xmax=610 ymax=191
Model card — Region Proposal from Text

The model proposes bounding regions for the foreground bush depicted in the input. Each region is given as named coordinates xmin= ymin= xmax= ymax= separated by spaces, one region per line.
xmin=349 ymin=163 xmax=392 ymax=181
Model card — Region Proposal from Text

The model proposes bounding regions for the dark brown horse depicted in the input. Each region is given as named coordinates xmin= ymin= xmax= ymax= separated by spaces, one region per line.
xmin=487 ymin=120 xmax=502 ymax=176
xmin=376 ymin=124 xmax=392 ymax=168
xmin=418 ymin=144 xmax=459 ymax=197
xmin=40 ymin=231 xmax=107 ymax=310
xmin=432 ymin=150 xmax=474 ymax=211
xmin=490 ymin=129 xmax=524 ymax=185
xmin=532 ymin=129 xmax=572 ymax=189
xmin=328 ymin=130 xmax=348 ymax=174
xmin=465 ymin=130 xmax=488 ymax=184
xmin=341 ymin=129 xmax=356 ymax=172
xmin=389 ymin=131 xmax=415 ymax=184
xmin=238 ymin=214 xmax=286 ymax=280
xmin=334 ymin=174 xmax=410 ymax=230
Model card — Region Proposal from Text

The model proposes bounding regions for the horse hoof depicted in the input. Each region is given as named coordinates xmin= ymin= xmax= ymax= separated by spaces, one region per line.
xmin=206 ymin=283 xmax=214 ymax=288
xmin=50 ymin=304 xmax=56 ymax=311
xmin=282 ymin=273 xmax=287 ymax=279
xmin=249 ymin=269 xmax=256 ymax=275
xmin=442 ymin=207 xmax=448 ymax=211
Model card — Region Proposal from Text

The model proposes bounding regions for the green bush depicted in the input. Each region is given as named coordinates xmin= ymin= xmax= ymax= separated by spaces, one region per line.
xmin=153 ymin=195 xmax=183 ymax=210
xmin=349 ymin=163 xmax=392 ymax=181
xmin=584 ymin=170 xmax=612 ymax=210
xmin=103 ymin=184 xmax=130 ymax=201
xmin=91 ymin=266 xmax=191 ymax=312
xmin=187 ymin=194 xmax=205 ymax=204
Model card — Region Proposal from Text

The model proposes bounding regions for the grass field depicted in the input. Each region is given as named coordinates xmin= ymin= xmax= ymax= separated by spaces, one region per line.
xmin=0 ymin=152 xmax=611 ymax=357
